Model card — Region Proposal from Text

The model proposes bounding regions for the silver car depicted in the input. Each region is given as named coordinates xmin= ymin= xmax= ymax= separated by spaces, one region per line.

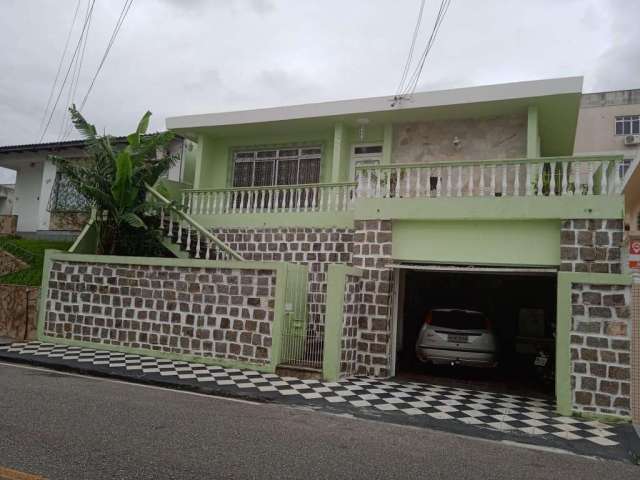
xmin=415 ymin=308 xmax=497 ymax=367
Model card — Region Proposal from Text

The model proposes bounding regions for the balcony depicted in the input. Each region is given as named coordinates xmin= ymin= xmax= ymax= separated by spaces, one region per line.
xmin=180 ymin=182 xmax=357 ymax=228
xmin=179 ymin=155 xmax=624 ymax=227
xmin=354 ymin=155 xmax=624 ymax=200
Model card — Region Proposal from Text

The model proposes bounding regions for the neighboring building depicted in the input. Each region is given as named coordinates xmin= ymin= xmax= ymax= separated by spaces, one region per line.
xmin=0 ymin=136 xmax=195 ymax=236
xmin=574 ymin=89 xmax=640 ymax=231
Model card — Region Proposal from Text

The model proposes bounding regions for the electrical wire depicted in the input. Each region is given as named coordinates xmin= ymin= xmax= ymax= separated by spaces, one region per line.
xmin=397 ymin=0 xmax=453 ymax=100
xmin=59 ymin=0 xmax=94 ymax=141
xmin=38 ymin=0 xmax=96 ymax=142
xmin=37 ymin=0 xmax=82 ymax=140
xmin=77 ymin=0 xmax=134 ymax=112
xmin=404 ymin=0 xmax=452 ymax=96
xmin=395 ymin=0 xmax=426 ymax=96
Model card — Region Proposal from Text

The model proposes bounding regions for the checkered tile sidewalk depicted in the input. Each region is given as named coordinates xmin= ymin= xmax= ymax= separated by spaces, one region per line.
xmin=0 ymin=342 xmax=621 ymax=447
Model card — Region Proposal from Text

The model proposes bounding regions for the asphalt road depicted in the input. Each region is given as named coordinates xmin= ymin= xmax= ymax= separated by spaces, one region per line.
xmin=0 ymin=362 xmax=638 ymax=480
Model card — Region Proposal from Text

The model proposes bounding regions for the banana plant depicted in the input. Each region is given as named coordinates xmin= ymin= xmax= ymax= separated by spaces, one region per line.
xmin=51 ymin=105 xmax=176 ymax=255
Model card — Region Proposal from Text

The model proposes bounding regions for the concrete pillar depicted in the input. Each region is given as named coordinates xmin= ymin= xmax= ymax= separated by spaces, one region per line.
xmin=382 ymin=123 xmax=393 ymax=165
xmin=331 ymin=123 xmax=345 ymax=183
xmin=527 ymin=105 xmax=540 ymax=158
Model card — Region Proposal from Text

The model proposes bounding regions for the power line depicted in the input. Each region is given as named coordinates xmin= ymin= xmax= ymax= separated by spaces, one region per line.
xmin=38 ymin=0 xmax=96 ymax=142
xmin=59 ymin=0 xmax=94 ymax=141
xmin=404 ymin=0 xmax=452 ymax=96
xmin=37 ymin=0 xmax=82 ymax=139
xmin=395 ymin=0 xmax=426 ymax=96
xmin=77 ymin=0 xmax=134 ymax=112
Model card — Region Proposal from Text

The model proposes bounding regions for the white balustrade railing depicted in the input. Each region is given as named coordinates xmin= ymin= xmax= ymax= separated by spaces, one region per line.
xmin=183 ymin=182 xmax=357 ymax=215
xmin=145 ymin=183 xmax=243 ymax=261
xmin=354 ymin=156 xmax=624 ymax=199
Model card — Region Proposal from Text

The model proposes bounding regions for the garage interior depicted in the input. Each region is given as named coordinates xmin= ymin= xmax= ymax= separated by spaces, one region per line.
xmin=394 ymin=266 xmax=557 ymax=399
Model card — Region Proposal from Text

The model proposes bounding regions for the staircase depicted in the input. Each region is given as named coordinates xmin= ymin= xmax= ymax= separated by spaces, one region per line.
xmin=145 ymin=183 xmax=243 ymax=262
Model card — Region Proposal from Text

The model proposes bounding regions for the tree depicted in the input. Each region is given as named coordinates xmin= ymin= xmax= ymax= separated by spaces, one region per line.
xmin=51 ymin=105 xmax=176 ymax=255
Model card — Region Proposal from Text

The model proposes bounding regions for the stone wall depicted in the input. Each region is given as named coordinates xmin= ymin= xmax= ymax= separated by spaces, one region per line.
xmin=570 ymin=283 xmax=631 ymax=416
xmin=211 ymin=224 xmax=394 ymax=377
xmin=0 ymin=285 xmax=39 ymax=340
xmin=0 ymin=250 xmax=28 ymax=276
xmin=340 ymin=273 xmax=363 ymax=376
xmin=44 ymin=261 xmax=277 ymax=365
xmin=560 ymin=219 xmax=623 ymax=274
xmin=0 ymin=215 xmax=17 ymax=236
xmin=211 ymin=227 xmax=354 ymax=331
xmin=393 ymin=114 xmax=527 ymax=164
xmin=49 ymin=212 xmax=89 ymax=231
xmin=352 ymin=220 xmax=394 ymax=377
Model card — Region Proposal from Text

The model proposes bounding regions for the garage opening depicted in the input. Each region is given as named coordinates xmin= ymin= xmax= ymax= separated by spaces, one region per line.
xmin=393 ymin=265 xmax=557 ymax=400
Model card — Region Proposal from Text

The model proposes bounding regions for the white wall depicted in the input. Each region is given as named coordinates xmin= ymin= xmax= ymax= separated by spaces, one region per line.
xmin=38 ymin=159 xmax=57 ymax=231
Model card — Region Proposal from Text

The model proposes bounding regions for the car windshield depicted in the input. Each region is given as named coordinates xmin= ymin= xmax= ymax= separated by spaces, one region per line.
xmin=431 ymin=310 xmax=486 ymax=330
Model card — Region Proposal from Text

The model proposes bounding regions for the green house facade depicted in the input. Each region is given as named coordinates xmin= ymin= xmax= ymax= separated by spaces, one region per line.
xmin=45 ymin=77 xmax=636 ymax=420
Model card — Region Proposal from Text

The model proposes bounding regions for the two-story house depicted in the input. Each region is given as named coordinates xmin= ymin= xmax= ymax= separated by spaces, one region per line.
xmin=149 ymin=76 xmax=635 ymax=418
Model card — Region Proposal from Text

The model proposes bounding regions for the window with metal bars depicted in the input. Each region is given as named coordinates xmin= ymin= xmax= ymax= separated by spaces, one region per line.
xmin=232 ymin=147 xmax=321 ymax=187
xmin=47 ymin=172 xmax=91 ymax=213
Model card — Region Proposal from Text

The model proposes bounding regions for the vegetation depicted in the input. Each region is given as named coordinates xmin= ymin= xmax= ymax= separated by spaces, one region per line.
xmin=0 ymin=238 xmax=72 ymax=286
xmin=50 ymin=106 xmax=176 ymax=256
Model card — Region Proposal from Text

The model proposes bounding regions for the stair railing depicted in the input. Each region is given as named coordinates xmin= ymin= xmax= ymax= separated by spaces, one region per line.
xmin=145 ymin=183 xmax=244 ymax=261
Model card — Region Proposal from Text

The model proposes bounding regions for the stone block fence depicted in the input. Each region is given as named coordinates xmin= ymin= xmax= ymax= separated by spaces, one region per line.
xmin=40 ymin=252 xmax=308 ymax=371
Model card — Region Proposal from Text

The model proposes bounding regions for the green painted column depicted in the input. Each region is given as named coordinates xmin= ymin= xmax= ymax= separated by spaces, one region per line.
xmin=193 ymin=134 xmax=205 ymax=189
xmin=322 ymin=264 xmax=348 ymax=381
xmin=382 ymin=122 xmax=393 ymax=165
xmin=527 ymin=106 xmax=539 ymax=158
xmin=331 ymin=123 xmax=345 ymax=183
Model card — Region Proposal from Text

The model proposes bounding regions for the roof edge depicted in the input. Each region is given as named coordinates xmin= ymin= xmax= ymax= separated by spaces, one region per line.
xmin=166 ymin=76 xmax=584 ymax=131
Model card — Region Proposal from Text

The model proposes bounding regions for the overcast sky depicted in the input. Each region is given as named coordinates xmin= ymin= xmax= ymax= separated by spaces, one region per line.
xmin=0 ymin=0 xmax=638 ymax=183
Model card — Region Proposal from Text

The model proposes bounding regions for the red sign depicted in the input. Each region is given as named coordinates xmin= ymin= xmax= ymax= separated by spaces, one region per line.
xmin=629 ymin=240 xmax=640 ymax=269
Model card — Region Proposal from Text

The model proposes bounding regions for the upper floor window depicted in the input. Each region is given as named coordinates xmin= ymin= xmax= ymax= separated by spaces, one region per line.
xmin=232 ymin=147 xmax=321 ymax=187
xmin=620 ymin=158 xmax=634 ymax=177
xmin=615 ymin=115 xmax=640 ymax=135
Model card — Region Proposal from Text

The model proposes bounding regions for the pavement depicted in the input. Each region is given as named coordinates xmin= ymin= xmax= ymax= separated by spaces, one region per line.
xmin=1 ymin=341 xmax=639 ymax=466
xmin=1 ymin=361 xmax=640 ymax=480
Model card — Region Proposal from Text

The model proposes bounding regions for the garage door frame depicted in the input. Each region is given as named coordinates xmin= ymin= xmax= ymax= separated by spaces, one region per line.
xmin=390 ymin=263 xmax=558 ymax=395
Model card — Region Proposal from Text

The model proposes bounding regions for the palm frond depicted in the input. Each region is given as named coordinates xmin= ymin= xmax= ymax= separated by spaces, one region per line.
xmin=68 ymin=105 xmax=97 ymax=140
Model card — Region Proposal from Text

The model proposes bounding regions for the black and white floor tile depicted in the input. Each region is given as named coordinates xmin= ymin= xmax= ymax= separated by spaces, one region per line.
xmin=0 ymin=342 xmax=623 ymax=448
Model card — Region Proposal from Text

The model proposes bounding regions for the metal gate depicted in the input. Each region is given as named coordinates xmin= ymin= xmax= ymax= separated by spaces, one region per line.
xmin=279 ymin=266 xmax=324 ymax=370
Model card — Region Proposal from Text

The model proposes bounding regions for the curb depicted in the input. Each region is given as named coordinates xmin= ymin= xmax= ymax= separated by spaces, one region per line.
xmin=0 ymin=351 xmax=276 ymax=405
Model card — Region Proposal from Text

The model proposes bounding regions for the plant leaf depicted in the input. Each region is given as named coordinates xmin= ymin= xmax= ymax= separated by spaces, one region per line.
xmin=68 ymin=104 xmax=97 ymax=140
xmin=112 ymin=150 xmax=138 ymax=208
xmin=121 ymin=212 xmax=147 ymax=229
xmin=127 ymin=111 xmax=152 ymax=147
